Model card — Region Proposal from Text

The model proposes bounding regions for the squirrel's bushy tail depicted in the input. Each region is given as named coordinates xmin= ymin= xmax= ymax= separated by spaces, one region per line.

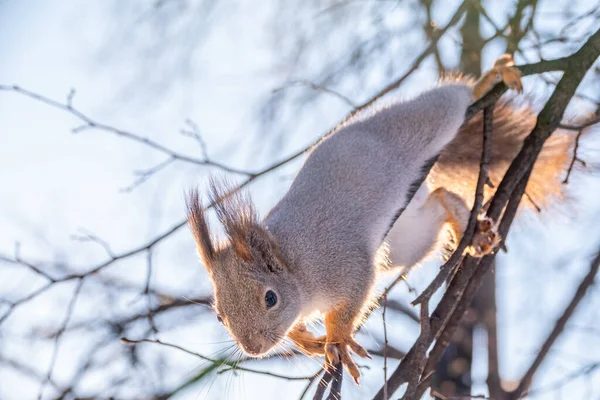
xmin=428 ymin=100 xmax=578 ymax=210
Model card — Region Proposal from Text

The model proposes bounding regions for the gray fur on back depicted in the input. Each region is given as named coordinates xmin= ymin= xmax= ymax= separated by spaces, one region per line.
xmin=264 ymin=84 xmax=473 ymax=315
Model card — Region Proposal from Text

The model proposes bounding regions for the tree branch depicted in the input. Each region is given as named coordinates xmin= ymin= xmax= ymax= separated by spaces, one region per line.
xmin=373 ymin=27 xmax=600 ymax=400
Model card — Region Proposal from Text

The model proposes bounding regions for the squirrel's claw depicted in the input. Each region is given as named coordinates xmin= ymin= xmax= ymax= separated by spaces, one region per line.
xmin=473 ymin=54 xmax=523 ymax=100
xmin=467 ymin=216 xmax=501 ymax=257
xmin=495 ymin=62 xmax=523 ymax=94
xmin=324 ymin=337 xmax=370 ymax=385
xmin=347 ymin=337 xmax=371 ymax=359
xmin=325 ymin=343 xmax=361 ymax=385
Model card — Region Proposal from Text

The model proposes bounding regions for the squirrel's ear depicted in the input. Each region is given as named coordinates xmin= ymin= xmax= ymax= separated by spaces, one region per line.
xmin=186 ymin=190 xmax=217 ymax=269
xmin=209 ymin=176 xmax=257 ymax=262
xmin=247 ymin=227 xmax=286 ymax=273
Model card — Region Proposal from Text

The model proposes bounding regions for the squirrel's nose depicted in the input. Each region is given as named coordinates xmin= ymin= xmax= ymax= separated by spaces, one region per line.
xmin=244 ymin=341 xmax=264 ymax=356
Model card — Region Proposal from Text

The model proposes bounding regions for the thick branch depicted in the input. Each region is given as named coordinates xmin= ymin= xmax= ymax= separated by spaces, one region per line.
xmin=373 ymin=28 xmax=600 ymax=400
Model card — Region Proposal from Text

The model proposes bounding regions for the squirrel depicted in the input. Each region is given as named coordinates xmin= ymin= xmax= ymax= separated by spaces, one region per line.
xmin=186 ymin=54 xmax=575 ymax=384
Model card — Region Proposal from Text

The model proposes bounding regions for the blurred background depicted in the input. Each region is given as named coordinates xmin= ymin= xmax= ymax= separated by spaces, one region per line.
xmin=1 ymin=0 xmax=600 ymax=399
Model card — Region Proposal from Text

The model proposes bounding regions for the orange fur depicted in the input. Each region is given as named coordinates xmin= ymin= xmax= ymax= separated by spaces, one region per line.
xmin=429 ymin=101 xmax=574 ymax=211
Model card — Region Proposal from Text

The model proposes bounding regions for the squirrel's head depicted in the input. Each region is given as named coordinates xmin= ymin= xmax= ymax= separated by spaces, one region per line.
xmin=186 ymin=180 xmax=301 ymax=357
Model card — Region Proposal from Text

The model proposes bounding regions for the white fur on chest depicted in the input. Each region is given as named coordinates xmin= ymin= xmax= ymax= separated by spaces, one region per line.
xmin=302 ymin=295 xmax=335 ymax=317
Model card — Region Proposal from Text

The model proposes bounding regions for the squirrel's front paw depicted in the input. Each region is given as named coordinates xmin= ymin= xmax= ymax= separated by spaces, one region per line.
xmin=467 ymin=216 xmax=501 ymax=257
xmin=324 ymin=337 xmax=371 ymax=385
xmin=288 ymin=323 xmax=326 ymax=355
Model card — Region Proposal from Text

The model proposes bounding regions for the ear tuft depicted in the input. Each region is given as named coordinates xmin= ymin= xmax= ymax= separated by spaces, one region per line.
xmin=209 ymin=176 xmax=258 ymax=261
xmin=186 ymin=189 xmax=216 ymax=267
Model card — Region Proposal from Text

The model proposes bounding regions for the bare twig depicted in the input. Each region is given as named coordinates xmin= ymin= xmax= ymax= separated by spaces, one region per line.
xmin=0 ymin=253 xmax=56 ymax=282
xmin=299 ymin=370 xmax=329 ymax=400
xmin=120 ymin=156 xmax=176 ymax=192
xmin=274 ymin=80 xmax=357 ymax=108
xmin=400 ymin=302 xmax=430 ymax=400
xmin=37 ymin=279 xmax=84 ymax=400
xmin=0 ymin=85 xmax=253 ymax=176
xmin=559 ymin=115 xmax=600 ymax=131
xmin=180 ymin=119 xmax=210 ymax=160
xmin=71 ymin=228 xmax=116 ymax=258
xmin=526 ymin=362 xmax=600 ymax=396
xmin=144 ymin=249 xmax=159 ymax=334
xmin=121 ymin=338 xmax=318 ymax=381
xmin=430 ymin=391 xmax=490 ymax=400
xmin=368 ymin=344 xmax=406 ymax=361
xmin=563 ymin=128 xmax=587 ymax=184
xmin=383 ymin=298 xmax=419 ymax=324
xmin=0 ymin=356 xmax=64 ymax=393
xmin=561 ymin=113 xmax=599 ymax=184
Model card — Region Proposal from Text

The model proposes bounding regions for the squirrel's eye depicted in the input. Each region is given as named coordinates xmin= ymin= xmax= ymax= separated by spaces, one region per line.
xmin=265 ymin=290 xmax=277 ymax=308
xmin=216 ymin=314 xmax=224 ymax=324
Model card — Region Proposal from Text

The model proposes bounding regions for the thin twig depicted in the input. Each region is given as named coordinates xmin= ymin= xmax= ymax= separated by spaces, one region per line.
xmin=383 ymin=298 xmax=420 ymax=323
xmin=180 ymin=119 xmax=210 ymax=159
xmin=0 ymin=85 xmax=253 ymax=176
xmin=0 ymin=254 xmax=56 ymax=282
xmin=121 ymin=338 xmax=318 ymax=381
xmin=400 ymin=302 xmax=430 ymax=400
xmin=70 ymin=228 xmax=116 ymax=258
xmin=120 ymin=156 xmax=176 ymax=192
xmin=144 ymin=249 xmax=159 ymax=334
xmin=430 ymin=391 xmax=490 ymax=400
xmin=563 ymin=127 xmax=588 ymax=184
xmin=299 ymin=370 xmax=329 ymax=400
xmin=37 ymin=279 xmax=84 ymax=400
xmin=559 ymin=115 xmax=600 ymax=131
xmin=274 ymin=80 xmax=357 ymax=109
xmin=526 ymin=362 xmax=600 ymax=396
xmin=0 ymin=356 xmax=64 ymax=393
